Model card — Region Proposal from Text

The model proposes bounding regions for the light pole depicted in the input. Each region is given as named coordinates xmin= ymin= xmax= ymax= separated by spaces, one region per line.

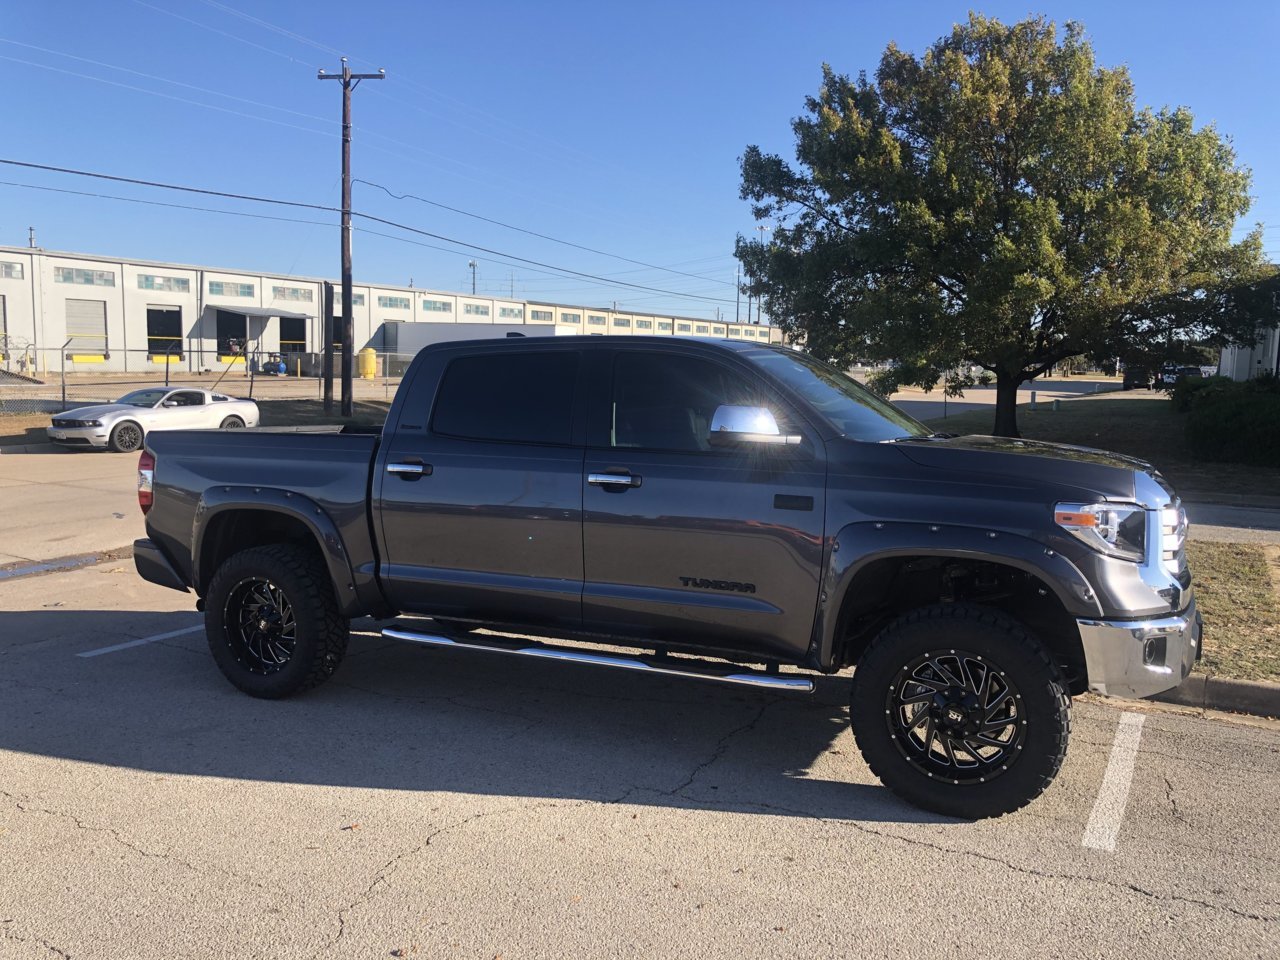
xmin=755 ymin=224 xmax=770 ymax=325
xmin=468 ymin=260 xmax=477 ymax=295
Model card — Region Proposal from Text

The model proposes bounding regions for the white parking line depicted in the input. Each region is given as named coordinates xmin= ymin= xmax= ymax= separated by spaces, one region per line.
xmin=1082 ymin=711 xmax=1146 ymax=852
xmin=77 ymin=624 xmax=203 ymax=658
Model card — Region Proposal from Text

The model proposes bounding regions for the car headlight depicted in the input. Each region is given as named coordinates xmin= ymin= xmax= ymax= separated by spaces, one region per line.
xmin=1054 ymin=502 xmax=1147 ymax=562
xmin=84 ymin=420 xmax=102 ymax=427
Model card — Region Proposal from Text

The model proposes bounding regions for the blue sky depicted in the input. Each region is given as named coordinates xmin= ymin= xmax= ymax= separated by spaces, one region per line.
xmin=2 ymin=0 xmax=1277 ymax=321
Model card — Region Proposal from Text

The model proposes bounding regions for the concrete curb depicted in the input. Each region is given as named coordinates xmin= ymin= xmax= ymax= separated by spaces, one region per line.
xmin=1153 ymin=674 xmax=1280 ymax=719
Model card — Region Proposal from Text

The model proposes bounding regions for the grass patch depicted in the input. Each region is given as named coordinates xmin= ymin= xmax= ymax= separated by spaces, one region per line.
xmin=1188 ymin=540 xmax=1280 ymax=683
xmin=926 ymin=392 xmax=1279 ymax=499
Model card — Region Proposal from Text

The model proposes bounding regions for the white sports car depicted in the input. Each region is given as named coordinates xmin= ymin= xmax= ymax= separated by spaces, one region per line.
xmin=47 ymin=387 xmax=261 ymax=452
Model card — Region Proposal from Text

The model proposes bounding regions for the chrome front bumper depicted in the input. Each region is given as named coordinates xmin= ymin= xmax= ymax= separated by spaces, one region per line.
xmin=1077 ymin=596 xmax=1201 ymax=699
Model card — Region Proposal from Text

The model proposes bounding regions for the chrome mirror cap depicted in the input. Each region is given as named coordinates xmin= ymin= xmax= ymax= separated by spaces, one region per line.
xmin=708 ymin=404 xmax=802 ymax=446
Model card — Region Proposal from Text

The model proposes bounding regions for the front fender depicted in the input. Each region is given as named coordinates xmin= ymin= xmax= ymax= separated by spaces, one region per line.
xmin=809 ymin=521 xmax=1103 ymax=669
xmin=192 ymin=486 xmax=362 ymax=616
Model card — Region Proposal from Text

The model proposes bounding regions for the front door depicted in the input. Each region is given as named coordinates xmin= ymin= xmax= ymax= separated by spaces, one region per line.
xmin=375 ymin=346 xmax=585 ymax=631
xmin=581 ymin=349 xmax=827 ymax=661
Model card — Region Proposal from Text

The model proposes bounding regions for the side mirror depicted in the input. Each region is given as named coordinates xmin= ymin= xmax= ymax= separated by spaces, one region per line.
xmin=707 ymin=405 xmax=802 ymax=447
xmin=162 ymin=400 xmax=178 ymax=407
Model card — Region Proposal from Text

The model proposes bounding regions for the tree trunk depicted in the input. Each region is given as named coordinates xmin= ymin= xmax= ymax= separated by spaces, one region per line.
xmin=992 ymin=371 xmax=1021 ymax=437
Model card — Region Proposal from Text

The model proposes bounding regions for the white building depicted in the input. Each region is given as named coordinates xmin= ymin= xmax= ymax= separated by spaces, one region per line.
xmin=0 ymin=246 xmax=779 ymax=374
xmin=1219 ymin=328 xmax=1280 ymax=381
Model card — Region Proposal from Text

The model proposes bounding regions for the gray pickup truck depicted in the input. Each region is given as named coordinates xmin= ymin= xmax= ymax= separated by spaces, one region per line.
xmin=133 ymin=336 xmax=1199 ymax=818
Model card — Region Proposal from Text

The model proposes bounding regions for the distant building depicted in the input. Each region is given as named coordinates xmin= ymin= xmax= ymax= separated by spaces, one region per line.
xmin=1219 ymin=327 xmax=1280 ymax=381
xmin=0 ymin=245 xmax=780 ymax=373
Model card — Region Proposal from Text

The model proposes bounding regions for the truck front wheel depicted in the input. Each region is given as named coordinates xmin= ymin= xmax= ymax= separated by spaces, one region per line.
xmin=204 ymin=544 xmax=350 ymax=698
xmin=849 ymin=604 xmax=1070 ymax=819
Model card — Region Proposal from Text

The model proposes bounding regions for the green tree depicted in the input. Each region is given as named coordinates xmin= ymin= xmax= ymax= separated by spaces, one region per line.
xmin=737 ymin=14 xmax=1276 ymax=436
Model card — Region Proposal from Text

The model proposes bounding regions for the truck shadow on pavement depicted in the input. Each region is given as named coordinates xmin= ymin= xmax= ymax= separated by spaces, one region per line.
xmin=0 ymin=610 xmax=953 ymax=826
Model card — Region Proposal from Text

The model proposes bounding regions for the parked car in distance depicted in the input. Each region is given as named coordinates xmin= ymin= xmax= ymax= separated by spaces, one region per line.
xmin=1121 ymin=364 xmax=1154 ymax=390
xmin=1158 ymin=364 xmax=1204 ymax=388
xmin=48 ymin=387 xmax=260 ymax=452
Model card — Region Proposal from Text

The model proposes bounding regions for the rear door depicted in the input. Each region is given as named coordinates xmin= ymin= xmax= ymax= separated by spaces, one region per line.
xmin=374 ymin=344 xmax=586 ymax=630
xmin=581 ymin=347 xmax=827 ymax=661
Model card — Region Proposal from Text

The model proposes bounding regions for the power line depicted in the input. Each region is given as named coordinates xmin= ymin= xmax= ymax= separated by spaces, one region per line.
xmin=1 ymin=157 xmax=734 ymax=305
xmin=354 ymin=178 xmax=734 ymax=286
xmin=0 ymin=179 xmax=333 ymax=228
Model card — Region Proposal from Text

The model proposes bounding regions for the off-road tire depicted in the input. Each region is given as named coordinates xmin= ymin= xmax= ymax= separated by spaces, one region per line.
xmin=219 ymin=415 xmax=245 ymax=429
xmin=849 ymin=604 xmax=1070 ymax=819
xmin=204 ymin=544 xmax=349 ymax=698
xmin=108 ymin=420 xmax=144 ymax=453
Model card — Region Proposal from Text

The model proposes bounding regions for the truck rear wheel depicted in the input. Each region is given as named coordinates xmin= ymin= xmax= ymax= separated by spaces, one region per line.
xmin=849 ymin=604 xmax=1070 ymax=819
xmin=204 ymin=544 xmax=349 ymax=698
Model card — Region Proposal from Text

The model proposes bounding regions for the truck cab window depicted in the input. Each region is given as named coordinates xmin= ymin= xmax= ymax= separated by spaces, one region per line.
xmin=431 ymin=351 xmax=578 ymax=445
xmin=611 ymin=353 xmax=766 ymax=452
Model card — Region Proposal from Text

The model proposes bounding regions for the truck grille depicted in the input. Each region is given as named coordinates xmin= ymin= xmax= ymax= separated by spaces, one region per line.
xmin=1160 ymin=502 xmax=1188 ymax=578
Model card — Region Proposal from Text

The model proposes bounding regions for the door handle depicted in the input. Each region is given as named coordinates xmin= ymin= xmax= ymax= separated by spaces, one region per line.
xmin=588 ymin=472 xmax=642 ymax=488
xmin=387 ymin=461 xmax=432 ymax=477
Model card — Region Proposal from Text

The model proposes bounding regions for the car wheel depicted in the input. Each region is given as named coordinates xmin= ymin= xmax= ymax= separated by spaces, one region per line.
xmin=204 ymin=544 xmax=349 ymax=698
xmin=219 ymin=415 xmax=245 ymax=429
xmin=849 ymin=604 xmax=1070 ymax=819
xmin=107 ymin=420 xmax=144 ymax=453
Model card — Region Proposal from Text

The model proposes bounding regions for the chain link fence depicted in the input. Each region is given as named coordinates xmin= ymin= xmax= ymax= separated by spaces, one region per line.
xmin=0 ymin=343 xmax=415 ymax=415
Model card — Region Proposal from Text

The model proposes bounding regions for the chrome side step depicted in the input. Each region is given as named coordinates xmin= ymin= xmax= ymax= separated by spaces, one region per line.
xmin=381 ymin=626 xmax=815 ymax=693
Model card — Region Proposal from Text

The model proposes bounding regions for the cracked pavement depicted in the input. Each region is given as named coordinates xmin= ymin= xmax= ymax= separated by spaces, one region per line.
xmin=1 ymin=562 xmax=1278 ymax=959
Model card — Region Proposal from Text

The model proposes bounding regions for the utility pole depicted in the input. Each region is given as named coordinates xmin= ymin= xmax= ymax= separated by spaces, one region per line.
xmin=735 ymin=266 xmax=740 ymax=324
xmin=468 ymin=260 xmax=477 ymax=294
xmin=27 ymin=226 xmax=36 ymax=248
xmin=319 ymin=57 xmax=384 ymax=418
xmin=322 ymin=282 xmax=335 ymax=414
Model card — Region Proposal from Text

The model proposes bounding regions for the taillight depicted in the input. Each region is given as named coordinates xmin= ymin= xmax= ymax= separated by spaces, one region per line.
xmin=138 ymin=450 xmax=155 ymax=514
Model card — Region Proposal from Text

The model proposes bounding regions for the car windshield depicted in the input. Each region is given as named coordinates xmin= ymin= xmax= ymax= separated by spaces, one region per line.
xmin=749 ymin=348 xmax=931 ymax=441
xmin=116 ymin=389 xmax=170 ymax=407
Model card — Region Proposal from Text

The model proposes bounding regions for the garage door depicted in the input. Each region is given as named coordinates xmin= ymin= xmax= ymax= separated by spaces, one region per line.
xmin=66 ymin=299 xmax=108 ymax=357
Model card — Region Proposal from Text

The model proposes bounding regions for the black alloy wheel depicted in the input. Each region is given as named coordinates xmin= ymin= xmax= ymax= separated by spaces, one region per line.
xmin=204 ymin=544 xmax=350 ymax=698
xmin=223 ymin=577 xmax=297 ymax=675
xmin=109 ymin=421 xmax=143 ymax=453
xmin=849 ymin=604 xmax=1070 ymax=819
xmin=887 ymin=649 xmax=1025 ymax=784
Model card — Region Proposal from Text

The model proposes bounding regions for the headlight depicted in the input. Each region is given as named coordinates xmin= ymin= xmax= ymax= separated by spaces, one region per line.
xmin=84 ymin=420 xmax=102 ymax=427
xmin=1054 ymin=502 xmax=1147 ymax=562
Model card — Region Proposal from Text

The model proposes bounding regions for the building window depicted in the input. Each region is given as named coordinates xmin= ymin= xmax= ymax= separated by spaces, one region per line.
xmin=635 ymin=319 xmax=652 ymax=330
xmin=378 ymin=295 xmax=411 ymax=310
xmin=499 ymin=306 xmax=524 ymax=320
xmin=463 ymin=303 xmax=490 ymax=317
xmin=613 ymin=318 xmax=630 ymax=328
xmin=530 ymin=309 xmax=553 ymax=322
xmin=422 ymin=299 xmax=452 ymax=313
xmin=137 ymin=274 xmax=190 ymax=292
xmin=338 ymin=292 xmax=366 ymax=306
xmin=695 ymin=325 xmax=710 ymax=334
xmin=677 ymin=322 xmax=692 ymax=332
xmin=587 ymin=314 xmax=606 ymax=326
xmin=209 ymin=280 xmax=254 ymax=297
xmin=55 ymin=267 xmax=115 ymax=287
xmin=658 ymin=321 xmax=672 ymax=331
xmin=712 ymin=326 xmax=725 ymax=335
xmin=0 ymin=261 xmax=24 ymax=280
xmin=560 ymin=312 xmax=580 ymax=324
xmin=272 ymin=285 xmax=314 ymax=303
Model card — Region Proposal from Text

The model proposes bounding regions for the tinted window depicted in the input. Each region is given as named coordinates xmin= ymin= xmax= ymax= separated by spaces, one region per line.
xmin=611 ymin=353 xmax=763 ymax=452
xmin=748 ymin=349 xmax=929 ymax=441
xmin=432 ymin=351 xmax=577 ymax=445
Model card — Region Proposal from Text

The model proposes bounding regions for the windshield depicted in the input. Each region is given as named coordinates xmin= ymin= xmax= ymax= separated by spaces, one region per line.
xmin=750 ymin=349 xmax=931 ymax=441
xmin=116 ymin=389 xmax=170 ymax=408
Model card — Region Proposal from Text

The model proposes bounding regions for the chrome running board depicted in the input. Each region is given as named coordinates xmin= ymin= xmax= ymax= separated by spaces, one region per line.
xmin=381 ymin=626 xmax=815 ymax=693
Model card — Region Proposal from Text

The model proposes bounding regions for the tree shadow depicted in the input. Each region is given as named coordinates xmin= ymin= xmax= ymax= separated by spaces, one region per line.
xmin=1 ymin=610 xmax=955 ymax=826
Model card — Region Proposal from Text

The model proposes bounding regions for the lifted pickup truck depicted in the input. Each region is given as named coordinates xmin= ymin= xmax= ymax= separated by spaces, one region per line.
xmin=134 ymin=337 xmax=1199 ymax=818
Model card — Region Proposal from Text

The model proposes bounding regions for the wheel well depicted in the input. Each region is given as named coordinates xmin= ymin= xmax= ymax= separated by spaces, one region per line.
xmin=198 ymin=509 xmax=325 ymax=595
xmin=832 ymin=555 xmax=1088 ymax=694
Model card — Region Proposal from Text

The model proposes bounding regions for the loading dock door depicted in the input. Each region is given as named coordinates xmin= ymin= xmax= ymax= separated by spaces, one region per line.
xmin=65 ymin=299 xmax=108 ymax=360
xmin=146 ymin=305 xmax=183 ymax=361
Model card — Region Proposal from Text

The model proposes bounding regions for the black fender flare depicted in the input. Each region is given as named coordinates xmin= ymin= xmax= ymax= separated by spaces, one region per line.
xmin=809 ymin=520 xmax=1102 ymax=669
xmin=191 ymin=486 xmax=360 ymax=616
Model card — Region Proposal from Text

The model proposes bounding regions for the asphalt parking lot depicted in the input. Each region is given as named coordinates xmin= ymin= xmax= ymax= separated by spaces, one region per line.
xmin=2 ymin=448 xmax=1279 ymax=958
